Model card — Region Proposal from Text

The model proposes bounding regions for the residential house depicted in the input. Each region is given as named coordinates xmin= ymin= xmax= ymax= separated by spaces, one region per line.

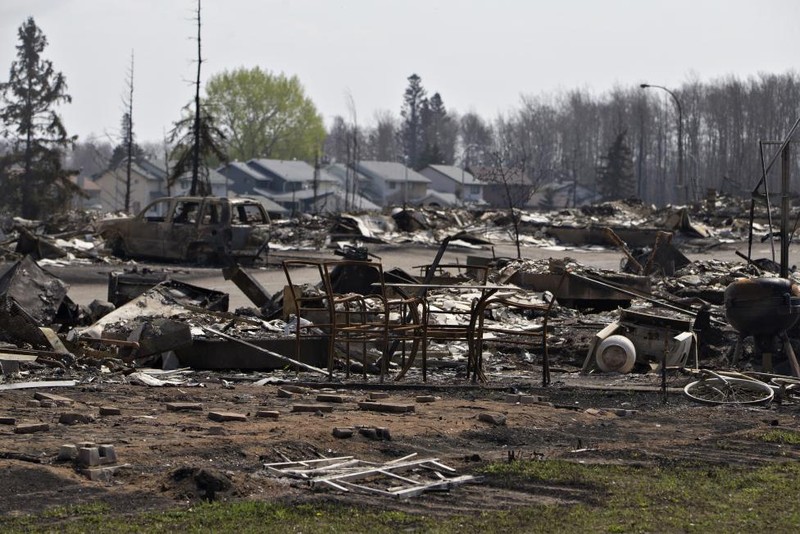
xmin=246 ymin=159 xmax=338 ymax=195
xmin=69 ymin=174 xmax=102 ymax=210
xmin=419 ymin=164 xmax=485 ymax=206
xmin=354 ymin=161 xmax=430 ymax=207
xmin=216 ymin=161 xmax=271 ymax=196
xmin=529 ymin=180 xmax=600 ymax=209
xmin=93 ymin=159 xmax=168 ymax=213
xmin=471 ymin=166 xmax=539 ymax=209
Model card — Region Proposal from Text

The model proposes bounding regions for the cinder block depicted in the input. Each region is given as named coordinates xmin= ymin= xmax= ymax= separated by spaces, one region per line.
xmin=33 ymin=392 xmax=73 ymax=406
xmin=78 ymin=446 xmax=101 ymax=467
xmin=316 ymin=394 xmax=345 ymax=403
xmin=332 ymin=427 xmax=354 ymax=438
xmin=255 ymin=410 xmax=280 ymax=419
xmin=98 ymin=444 xmax=117 ymax=464
xmin=59 ymin=413 xmax=95 ymax=425
xmin=166 ymin=402 xmax=203 ymax=412
xmin=0 ymin=416 xmax=16 ymax=425
xmin=415 ymin=395 xmax=437 ymax=403
xmin=58 ymin=444 xmax=78 ymax=461
xmin=99 ymin=406 xmax=121 ymax=416
xmin=357 ymin=402 xmax=415 ymax=414
xmin=369 ymin=392 xmax=390 ymax=400
xmin=291 ymin=404 xmax=333 ymax=413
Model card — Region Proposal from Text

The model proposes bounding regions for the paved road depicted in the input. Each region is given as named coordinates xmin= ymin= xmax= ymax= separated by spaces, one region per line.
xmin=44 ymin=238 xmax=783 ymax=310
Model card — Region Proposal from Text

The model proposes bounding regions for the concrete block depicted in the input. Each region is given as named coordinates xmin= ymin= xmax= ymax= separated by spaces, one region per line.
xmin=478 ymin=412 xmax=507 ymax=426
xmin=277 ymin=388 xmax=296 ymax=399
xmin=99 ymin=406 xmax=122 ymax=416
xmin=80 ymin=464 xmax=129 ymax=482
xmin=166 ymin=402 xmax=203 ymax=412
xmin=332 ymin=427 xmax=354 ymax=438
xmin=280 ymin=385 xmax=308 ymax=394
xmin=368 ymin=392 xmax=390 ymax=400
xmin=59 ymin=413 xmax=95 ymax=425
xmin=39 ymin=401 xmax=56 ymax=408
xmin=77 ymin=441 xmax=97 ymax=449
xmin=25 ymin=400 xmax=41 ymax=408
xmin=357 ymin=401 xmax=415 ymax=414
xmin=98 ymin=444 xmax=117 ymax=464
xmin=255 ymin=410 xmax=280 ymax=419
xmin=33 ymin=392 xmax=73 ymax=406
xmin=505 ymin=394 xmax=521 ymax=403
xmin=78 ymin=446 xmax=101 ymax=467
xmin=358 ymin=426 xmax=391 ymax=440
xmin=208 ymin=411 xmax=247 ymax=422
xmin=14 ymin=423 xmax=49 ymax=434
xmin=207 ymin=426 xmax=226 ymax=436
xmin=519 ymin=395 xmax=546 ymax=404
xmin=0 ymin=416 xmax=16 ymax=425
xmin=415 ymin=395 xmax=437 ymax=403
xmin=58 ymin=444 xmax=78 ymax=461
xmin=316 ymin=394 xmax=345 ymax=403
xmin=291 ymin=404 xmax=334 ymax=413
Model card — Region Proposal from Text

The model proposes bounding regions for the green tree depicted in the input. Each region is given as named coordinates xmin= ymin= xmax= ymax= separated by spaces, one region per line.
xmin=0 ymin=17 xmax=77 ymax=219
xmin=400 ymin=73 xmax=426 ymax=169
xmin=597 ymin=130 xmax=635 ymax=201
xmin=205 ymin=67 xmax=325 ymax=161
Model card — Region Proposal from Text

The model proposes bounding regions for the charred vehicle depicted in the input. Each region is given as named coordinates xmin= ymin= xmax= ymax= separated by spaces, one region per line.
xmin=97 ymin=196 xmax=271 ymax=264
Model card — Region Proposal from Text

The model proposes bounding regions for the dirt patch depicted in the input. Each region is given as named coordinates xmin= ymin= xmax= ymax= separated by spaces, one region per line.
xmin=0 ymin=373 xmax=798 ymax=517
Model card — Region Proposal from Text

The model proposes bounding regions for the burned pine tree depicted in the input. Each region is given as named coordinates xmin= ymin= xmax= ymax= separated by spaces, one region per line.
xmin=597 ymin=130 xmax=635 ymax=201
xmin=168 ymin=0 xmax=227 ymax=196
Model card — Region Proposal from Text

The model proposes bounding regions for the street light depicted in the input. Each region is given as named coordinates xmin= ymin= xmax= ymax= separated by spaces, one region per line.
xmin=640 ymin=83 xmax=684 ymax=203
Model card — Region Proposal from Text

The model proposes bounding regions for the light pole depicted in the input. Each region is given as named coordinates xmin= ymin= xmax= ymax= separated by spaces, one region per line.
xmin=641 ymin=83 xmax=684 ymax=203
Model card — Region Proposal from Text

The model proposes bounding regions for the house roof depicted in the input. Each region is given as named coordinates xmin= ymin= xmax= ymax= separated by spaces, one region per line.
xmin=249 ymin=189 xmax=291 ymax=213
xmin=419 ymin=190 xmax=459 ymax=207
xmin=219 ymin=161 xmax=271 ymax=183
xmin=425 ymin=164 xmax=484 ymax=186
xmin=355 ymin=161 xmax=431 ymax=184
xmin=324 ymin=162 xmax=369 ymax=186
xmin=248 ymin=159 xmax=337 ymax=184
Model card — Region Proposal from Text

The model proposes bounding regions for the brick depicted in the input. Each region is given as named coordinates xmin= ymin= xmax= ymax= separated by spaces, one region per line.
xmin=291 ymin=404 xmax=333 ymax=413
xmin=316 ymin=394 xmax=345 ymax=403
xmin=415 ymin=395 xmax=437 ymax=403
xmin=358 ymin=402 xmax=415 ymax=414
xmin=165 ymin=402 xmax=203 ymax=412
xmin=59 ymin=413 xmax=95 ymax=425
xmin=208 ymin=411 xmax=247 ymax=422
xmin=34 ymin=392 xmax=74 ymax=406
xmin=478 ymin=412 xmax=507 ymax=426
xmin=280 ymin=385 xmax=308 ymax=394
xmin=277 ymin=388 xmax=296 ymax=399
xmin=255 ymin=410 xmax=280 ymax=419
xmin=0 ymin=416 xmax=16 ymax=425
xmin=14 ymin=423 xmax=49 ymax=434
xmin=99 ymin=406 xmax=122 ymax=416
xmin=332 ymin=427 xmax=354 ymax=438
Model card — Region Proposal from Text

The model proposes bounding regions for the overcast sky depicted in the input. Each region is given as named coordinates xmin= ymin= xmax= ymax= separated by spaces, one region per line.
xmin=1 ymin=0 xmax=798 ymax=144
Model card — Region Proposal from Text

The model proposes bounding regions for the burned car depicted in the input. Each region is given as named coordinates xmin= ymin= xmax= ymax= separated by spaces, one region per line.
xmin=97 ymin=196 xmax=271 ymax=264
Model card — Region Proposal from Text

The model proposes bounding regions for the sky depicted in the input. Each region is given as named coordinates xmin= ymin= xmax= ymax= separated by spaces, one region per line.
xmin=1 ymin=0 xmax=798 ymax=144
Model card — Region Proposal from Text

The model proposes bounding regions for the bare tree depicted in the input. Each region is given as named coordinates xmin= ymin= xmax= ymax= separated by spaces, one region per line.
xmin=122 ymin=51 xmax=134 ymax=211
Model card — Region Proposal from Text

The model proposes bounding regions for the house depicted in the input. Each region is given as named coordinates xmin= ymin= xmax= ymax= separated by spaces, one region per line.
xmin=419 ymin=164 xmax=485 ymax=205
xmin=69 ymin=174 xmax=102 ymax=210
xmin=94 ymin=159 xmax=169 ymax=213
xmin=471 ymin=166 xmax=539 ymax=209
xmin=216 ymin=161 xmax=271 ymax=196
xmin=246 ymin=159 xmax=339 ymax=195
xmin=354 ymin=161 xmax=430 ymax=207
xmin=269 ymin=188 xmax=380 ymax=214
xmin=94 ymin=159 xmax=229 ymax=214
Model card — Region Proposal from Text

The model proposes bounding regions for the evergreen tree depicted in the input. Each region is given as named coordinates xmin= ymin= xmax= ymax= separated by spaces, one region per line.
xmin=0 ymin=17 xmax=77 ymax=219
xmin=419 ymin=92 xmax=456 ymax=168
xmin=400 ymin=74 xmax=426 ymax=169
xmin=108 ymin=113 xmax=143 ymax=170
xmin=597 ymin=130 xmax=635 ymax=201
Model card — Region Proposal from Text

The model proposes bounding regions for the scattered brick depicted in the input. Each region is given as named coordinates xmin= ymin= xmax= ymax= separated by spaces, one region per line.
xmin=14 ymin=423 xmax=49 ymax=434
xmin=358 ymin=402 xmax=415 ymax=414
xmin=165 ymin=402 xmax=203 ymax=412
xmin=291 ymin=404 xmax=334 ymax=413
xmin=208 ymin=411 xmax=247 ymax=422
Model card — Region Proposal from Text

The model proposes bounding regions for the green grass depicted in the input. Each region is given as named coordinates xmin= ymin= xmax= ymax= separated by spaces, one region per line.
xmin=760 ymin=428 xmax=800 ymax=445
xmin=5 ymin=461 xmax=800 ymax=533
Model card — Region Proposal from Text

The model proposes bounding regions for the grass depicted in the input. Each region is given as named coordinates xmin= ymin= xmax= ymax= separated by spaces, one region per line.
xmin=760 ymin=428 xmax=800 ymax=445
xmin=4 ymin=461 xmax=800 ymax=533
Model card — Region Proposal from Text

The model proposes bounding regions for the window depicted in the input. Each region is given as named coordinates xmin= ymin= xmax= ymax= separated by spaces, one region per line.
xmin=234 ymin=204 xmax=266 ymax=224
xmin=470 ymin=185 xmax=481 ymax=195
xmin=172 ymin=201 xmax=199 ymax=224
xmin=388 ymin=182 xmax=397 ymax=190
xmin=141 ymin=199 xmax=170 ymax=222
xmin=201 ymin=203 xmax=220 ymax=224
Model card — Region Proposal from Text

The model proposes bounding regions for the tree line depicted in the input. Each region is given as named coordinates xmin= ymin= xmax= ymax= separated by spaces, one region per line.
xmin=3 ymin=14 xmax=799 ymax=219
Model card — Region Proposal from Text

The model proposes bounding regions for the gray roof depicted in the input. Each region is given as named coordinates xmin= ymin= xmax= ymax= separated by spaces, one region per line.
xmin=324 ymin=162 xmax=369 ymax=187
xmin=249 ymin=189 xmax=291 ymax=213
xmin=426 ymin=164 xmax=484 ymax=186
xmin=220 ymin=161 xmax=271 ymax=182
xmin=248 ymin=159 xmax=337 ymax=184
xmin=356 ymin=161 xmax=431 ymax=184
xmin=419 ymin=190 xmax=459 ymax=207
